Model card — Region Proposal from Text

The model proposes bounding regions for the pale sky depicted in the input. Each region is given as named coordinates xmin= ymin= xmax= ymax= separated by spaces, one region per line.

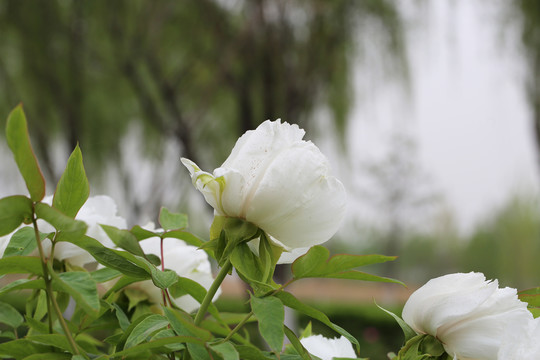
xmin=347 ymin=0 xmax=540 ymax=233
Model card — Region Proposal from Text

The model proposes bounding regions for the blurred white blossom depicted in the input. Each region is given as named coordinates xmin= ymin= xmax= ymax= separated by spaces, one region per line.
xmin=40 ymin=195 xmax=127 ymax=267
xmin=300 ymin=334 xmax=356 ymax=360
xmin=112 ymin=222 xmax=220 ymax=313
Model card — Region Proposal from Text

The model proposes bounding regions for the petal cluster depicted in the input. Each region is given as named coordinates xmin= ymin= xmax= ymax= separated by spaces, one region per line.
xmin=182 ymin=119 xmax=346 ymax=255
xmin=402 ymin=272 xmax=533 ymax=360
xmin=300 ymin=334 xmax=356 ymax=360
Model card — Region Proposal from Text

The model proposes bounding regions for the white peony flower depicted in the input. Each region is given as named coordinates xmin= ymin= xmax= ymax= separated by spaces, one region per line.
xmin=402 ymin=272 xmax=533 ymax=360
xmin=300 ymin=334 xmax=356 ymax=360
xmin=112 ymin=223 xmax=220 ymax=313
xmin=182 ymin=119 xmax=346 ymax=260
xmin=498 ymin=316 xmax=540 ymax=359
xmin=39 ymin=195 xmax=127 ymax=267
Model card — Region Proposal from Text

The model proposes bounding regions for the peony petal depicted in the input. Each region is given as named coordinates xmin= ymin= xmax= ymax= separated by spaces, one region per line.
xmin=245 ymin=141 xmax=346 ymax=248
xmin=402 ymin=272 xmax=533 ymax=360
xmin=300 ymin=334 xmax=356 ymax=360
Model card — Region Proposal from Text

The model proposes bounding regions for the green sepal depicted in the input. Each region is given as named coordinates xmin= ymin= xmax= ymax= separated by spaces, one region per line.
xmin=395 ymin=334 xmax=449 ymax=360
xmin=376 ymin=301 xmax=416 ymax=342
xmin=208 ymin=217 xmax=259 ymax=266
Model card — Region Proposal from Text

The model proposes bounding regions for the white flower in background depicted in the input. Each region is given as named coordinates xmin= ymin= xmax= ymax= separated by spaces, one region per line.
xmin=300 ymin=334 xmax=356 ymax=360
xmin=182 ymin=119 xmax=346 ymax=261
xmin=498 ymin=317 xmax=540 ymax=359
xmin=117 ymin=223 xmax=220 ymax=313
xmin=0 ymin=233 xmax=10 ymax=257
xmin=40 ymin=195 xmax=127 ymax=267
xmin=402 ymin=272 xmax=533 ymax=360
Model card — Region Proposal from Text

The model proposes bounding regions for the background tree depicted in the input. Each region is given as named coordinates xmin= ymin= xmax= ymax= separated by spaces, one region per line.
xmin=0 ymin=0 xmax=407 ymax=223
xmin=509 ymin=0 xmax=540 ymax=170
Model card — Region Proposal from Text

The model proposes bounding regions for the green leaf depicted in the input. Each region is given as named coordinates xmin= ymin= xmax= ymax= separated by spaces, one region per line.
xmin=274 ymin=291 xmax=360 ymax=352
xmin=23 ymin=353 xmax=72 ymax=360
xmin=124 ymin=314 xmax=169 ymax=349
xmin=251 ymin=295 xmax=284 ymax=351
xmin=210 ymin=341 xmax=240 ymax=360
xmin=163 ymin=307 xmax=212 ymax=341
xmin=0 ymin=339 xmax=50 ymax=359
xmin=52 ymin=145 xmax=89 ymax=218
xmin=110 ymin=335 xmax=206 ymax=358
xmin=34 ymin=202 xmax=87 ymax=242
xmin=3 ymin=226 xmax=47 ymax=257
xmin=125 ymin=287 xmax=150 ymax=311
xmin=292 ymin=246 xmax=404 ymax=285
xmin=0 ymin=256 xmax=43 ymax=276
xmin=150 ymin=329 xmax=186 ymax=352
xmin=59 ymin=235 xmax=149 ymax=279
xmin=284 ymin=326 xmax=312 ymax=360
xmin=5 ymin=105 xmax=46 ymax=202
xmin=25 ymin=314 xmax=50 ymax=334
xmin=376 ymin=302 xmax=416 ymax=342
xmin=163 ymin=230 xmax=204 ymax=247
xmin=90 ymin=267 xmax=122 ymax=283
xmin=50 ymin=270 xmax=100 ymax=315
xmin=0 ymin=301 xmax=24 ymax=328
xmin=0 ymin=195 xmax=33 ymax=236
xmin=131 ymin=225 xmax=159 ymax=241
xmin=0 ymin=278 xmax=45 ymax=297
xmin=101 ymin=224 xmax=145 ymax=257
xmin=519 ymin=287 xmax=540 ymax=307
xmin=300 ymin=322 xmax=312 ymax=339
xmin=233 ymin=345 xmax=274 ymax=360
xmin=169 ymin=276 xmax=223 ymax=318
xmin=26 ymin=334 xmax=73 ymax=352
xmin=111 ymin=303 xmax=131 ymax=331
xmin=127 ymin=254 xmax=178 ymax=289
xmin=159 ymin=207 xmax=188 ymax=230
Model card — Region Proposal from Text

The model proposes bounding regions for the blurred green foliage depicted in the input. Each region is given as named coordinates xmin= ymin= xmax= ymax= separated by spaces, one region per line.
xmin=510 ymin=0 xmax=540 ymax=160
xmin=349 ymin=193 xmax=540 ymax=290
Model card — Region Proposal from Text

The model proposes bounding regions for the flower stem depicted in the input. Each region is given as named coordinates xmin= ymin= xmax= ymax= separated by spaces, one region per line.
xmin=194 ymin=259 xmax=232 ymax=326
xmin=221 ymin=311 xmax=253 ymax=343
xmin=32 ymin=212 xmax=80 ymax=356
